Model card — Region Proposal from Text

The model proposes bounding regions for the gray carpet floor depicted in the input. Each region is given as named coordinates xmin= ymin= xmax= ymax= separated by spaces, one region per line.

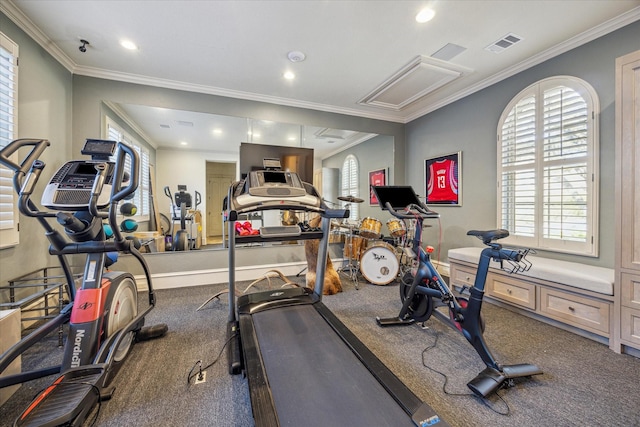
xmin=2 ymin=274 xmax=640 ymax=427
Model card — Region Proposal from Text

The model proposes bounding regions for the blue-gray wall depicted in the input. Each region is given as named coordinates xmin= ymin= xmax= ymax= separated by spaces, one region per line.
xmin=323 ymin=134 xmax=395 ymax=222
xmin=404 ymin=20 xmax=640 ymax=269
xmin=0 ymin=14 xmax=73 ymax=285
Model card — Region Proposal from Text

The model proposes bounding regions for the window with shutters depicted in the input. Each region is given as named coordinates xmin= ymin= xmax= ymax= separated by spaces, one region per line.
xmin=497 ymin=76 xmax=599 ymax=256
xmin=341 ymin=154 xmax=359 ymax=220
xmin=105 ymin=117 xmax=150 ymax=221
xmin=0 ymin=33 xmax=19 ymax=248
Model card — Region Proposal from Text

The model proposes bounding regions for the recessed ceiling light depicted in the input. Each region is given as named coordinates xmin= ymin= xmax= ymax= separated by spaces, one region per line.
xmin=288 ymin=136 xmax=296 ymax=141
xmin=213 ymin=128 xmax=222 ymax=135
xmin=180 ymin=141 xmax=188 ymax=146
xmin=284 ymin=71 xmax=295 ymax=80
xmin=120 ymin=40 xmax=138 ymax=50
xmin=416 ymin=8 xmax=435 ymax=23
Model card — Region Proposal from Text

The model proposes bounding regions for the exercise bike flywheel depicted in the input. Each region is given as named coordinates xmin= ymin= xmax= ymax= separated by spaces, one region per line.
xmin=399 ymin=272 xmax=434 ymax=322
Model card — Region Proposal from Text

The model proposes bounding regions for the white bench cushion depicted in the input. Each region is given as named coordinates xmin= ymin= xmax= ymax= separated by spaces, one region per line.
xmin=448 ymin=247 xmax=614 ymax=296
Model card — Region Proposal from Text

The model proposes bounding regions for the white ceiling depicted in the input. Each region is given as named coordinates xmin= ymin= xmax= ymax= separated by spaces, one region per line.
xmin=3 ymin=0 xmax=639 ymax=155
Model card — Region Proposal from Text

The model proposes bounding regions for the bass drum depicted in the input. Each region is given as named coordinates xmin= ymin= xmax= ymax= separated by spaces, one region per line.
xmin=360 ymin=242 xmax=399 ymax=285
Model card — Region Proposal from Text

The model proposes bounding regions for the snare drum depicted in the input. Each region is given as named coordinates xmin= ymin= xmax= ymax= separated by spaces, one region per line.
xmin=360 ymin=242 xmax=399 ymax=285
xmin=386 ymin=218 xmax=406 ymax=238
xmin=359 ymin=217 xmax=382 ymax=239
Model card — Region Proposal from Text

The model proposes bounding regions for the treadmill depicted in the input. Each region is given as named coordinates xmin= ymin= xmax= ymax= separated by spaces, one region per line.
xmin=225 ymin=166 xmax=449 ymax=427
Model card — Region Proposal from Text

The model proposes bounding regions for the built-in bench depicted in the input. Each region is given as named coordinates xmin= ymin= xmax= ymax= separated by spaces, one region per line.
xmin=448 ymin=247 xmax=615 ymax=346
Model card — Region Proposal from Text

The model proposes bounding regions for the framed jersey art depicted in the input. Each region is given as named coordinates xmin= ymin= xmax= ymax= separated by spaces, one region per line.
xmin=425 ymin=151 xmax=461 ymax=206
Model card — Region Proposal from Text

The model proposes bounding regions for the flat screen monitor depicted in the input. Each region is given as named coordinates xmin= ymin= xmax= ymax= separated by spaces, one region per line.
xmin=239 ymin=143 xmax=314 ymax=183
xmin=372 ymin=186 xmax=423 ymax=210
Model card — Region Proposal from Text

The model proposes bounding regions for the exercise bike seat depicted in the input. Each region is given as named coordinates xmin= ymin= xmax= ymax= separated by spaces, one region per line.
xmin=467 ymin=229 xmax=509 ymax=244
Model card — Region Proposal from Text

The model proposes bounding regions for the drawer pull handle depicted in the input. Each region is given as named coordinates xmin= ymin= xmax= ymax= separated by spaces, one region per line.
xmin=507 ymin=289 xmax=512 ymax=294
xmin=568 ymin=306 xmax=575 ymax=311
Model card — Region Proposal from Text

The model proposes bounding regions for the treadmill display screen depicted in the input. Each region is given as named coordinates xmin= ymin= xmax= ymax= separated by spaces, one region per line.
xmin=372 ymin=186 xmax=423 ymax=210
xmin=262 ymin=171 xmax=288 ymax=184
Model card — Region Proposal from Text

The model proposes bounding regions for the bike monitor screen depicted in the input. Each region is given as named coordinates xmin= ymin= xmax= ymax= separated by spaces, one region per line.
xmin=372 ymin=186 xmax=423 ymax=210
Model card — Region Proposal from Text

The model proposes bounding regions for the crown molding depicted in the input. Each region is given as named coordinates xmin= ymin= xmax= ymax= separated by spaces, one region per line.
xmin=1 ymin=0 xmax=76 ymax=73
xmin=404 ymin=6 xmax=640 ymax=123
xmin=4 ymin=0 xmax=638 ymax=125
xmin=102 ymin=100 xmax=158 ymax=149
xmin=73 ymin=65 xmax=406 ymax=123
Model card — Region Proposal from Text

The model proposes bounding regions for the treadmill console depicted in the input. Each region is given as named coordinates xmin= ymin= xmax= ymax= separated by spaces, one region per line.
xmin=231 ymin=170 xmax=321 ymax=211
xmin=248 ymin=170 xmax=306 ymax=197
xmin=41 ymin=139 xmax=123 ymax=210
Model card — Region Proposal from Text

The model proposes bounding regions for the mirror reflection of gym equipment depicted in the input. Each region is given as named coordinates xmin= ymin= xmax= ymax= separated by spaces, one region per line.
xmin=164 ymin=185 xmax=202 ymax=251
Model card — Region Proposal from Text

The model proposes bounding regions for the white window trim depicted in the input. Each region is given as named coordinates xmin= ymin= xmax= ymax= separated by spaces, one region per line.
xmin=497 ymin=75 xmax=599 ymax=257
xmin=104 ymin=116 xmax=151 ymax=222
xmin=0 ymin=32 xmax=19 ymax=249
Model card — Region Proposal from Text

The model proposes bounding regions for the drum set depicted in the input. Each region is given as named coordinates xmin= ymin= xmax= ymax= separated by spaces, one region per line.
xmin=332 ymin=196 xmax=417 ymax=288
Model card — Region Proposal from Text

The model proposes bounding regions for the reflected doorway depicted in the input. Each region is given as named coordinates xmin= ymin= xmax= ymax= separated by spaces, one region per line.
xmin=206 ymin=161 xmax=236 ymax=245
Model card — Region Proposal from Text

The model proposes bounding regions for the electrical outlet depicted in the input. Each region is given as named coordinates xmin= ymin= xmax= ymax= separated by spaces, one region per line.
xmin=194 ymin=371 xmax=207 ymax=384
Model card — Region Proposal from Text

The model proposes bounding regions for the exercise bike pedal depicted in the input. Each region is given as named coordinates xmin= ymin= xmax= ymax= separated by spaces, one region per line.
xmin=376 ymin=316 xmax=415 ymax=327
xmin=15 ymin=365 xmax=107 ymax=427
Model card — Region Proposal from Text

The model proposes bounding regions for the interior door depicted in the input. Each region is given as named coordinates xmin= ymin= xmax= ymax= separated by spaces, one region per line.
xmin=206 ymin=162 xmax=236 ymax=238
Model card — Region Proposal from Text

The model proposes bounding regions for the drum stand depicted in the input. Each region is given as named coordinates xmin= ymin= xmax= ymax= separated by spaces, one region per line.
xmin=339 ymin=229 xmax=360 ymax=290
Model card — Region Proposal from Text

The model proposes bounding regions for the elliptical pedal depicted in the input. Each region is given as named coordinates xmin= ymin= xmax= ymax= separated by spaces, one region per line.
xmin=15 ymin=366 xmax=106 ymax=427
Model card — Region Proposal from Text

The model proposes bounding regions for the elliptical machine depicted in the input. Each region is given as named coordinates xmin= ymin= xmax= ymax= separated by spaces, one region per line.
xmin=163 ymin=185 xmax=201 ymax=251
xmin=372 ymin=185 xmax=542 ymax=398
xmin=0 ymin=138 xmax=167 ymax=426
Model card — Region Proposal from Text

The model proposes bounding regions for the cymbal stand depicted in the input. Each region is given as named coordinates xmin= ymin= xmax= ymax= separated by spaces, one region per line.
xmin=338 ymin=226 xmax=360 ymax=290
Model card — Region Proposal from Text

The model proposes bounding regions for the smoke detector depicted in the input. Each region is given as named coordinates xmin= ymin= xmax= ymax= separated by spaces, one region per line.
xmin=287 ymin=51 xmax=306 ymax=62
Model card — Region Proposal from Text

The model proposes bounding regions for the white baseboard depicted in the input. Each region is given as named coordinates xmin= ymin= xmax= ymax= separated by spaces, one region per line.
xmin=134 ymin=260 xmax=311 ymax=290
xmin=134 ymin=258 xmax=451 ymax=290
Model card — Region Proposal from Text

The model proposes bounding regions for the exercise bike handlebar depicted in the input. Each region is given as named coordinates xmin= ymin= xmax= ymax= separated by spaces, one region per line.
xmin=384 ymin=201 xmax=440 ymax=221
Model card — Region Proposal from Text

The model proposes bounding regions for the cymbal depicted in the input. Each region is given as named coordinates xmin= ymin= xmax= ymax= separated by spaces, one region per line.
xmin=337 ymin=195 xmax=364 ymax=203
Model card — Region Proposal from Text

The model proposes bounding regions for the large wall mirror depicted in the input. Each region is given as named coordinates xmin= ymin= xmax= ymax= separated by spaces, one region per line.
xmin=103 ymin=101 xmax=391 ymax=252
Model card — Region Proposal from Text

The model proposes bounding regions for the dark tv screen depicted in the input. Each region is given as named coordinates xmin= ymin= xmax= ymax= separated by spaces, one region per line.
xmin=372 ymin=186 xmax=423 ymax=210
xmin=239 ymin=143 xmax=314 ymax=183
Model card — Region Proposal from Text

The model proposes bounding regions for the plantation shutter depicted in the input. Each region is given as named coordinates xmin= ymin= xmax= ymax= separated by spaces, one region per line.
xmin=106 ymin=120 xmax=150 ymax=219
xmin=341 ymin=155 xmax=359 ymax=220
xmin=497 ymin=77 xmax=598 ymax=256
xmin=0 ymin=33 xmax=19 ymax=248
xmin=541 ymin=86 xmax=589 ymax=243
xmin=500 ymin=93 xmax=536 ymax=239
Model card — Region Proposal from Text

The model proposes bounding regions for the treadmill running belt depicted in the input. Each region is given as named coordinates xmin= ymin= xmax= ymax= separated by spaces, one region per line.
xmin=252 ymin=304 xmax=417 ymax=426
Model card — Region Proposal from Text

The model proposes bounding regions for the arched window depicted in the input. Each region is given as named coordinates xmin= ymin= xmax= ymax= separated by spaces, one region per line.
xmin=497 ymin=76 xmax=599 ymax=256
xmin=341 ymin=154 xmax=359 ymax=220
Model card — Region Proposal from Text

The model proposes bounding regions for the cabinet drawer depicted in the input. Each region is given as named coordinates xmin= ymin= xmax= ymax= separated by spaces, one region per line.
xmin=540 ymin=288 xmax=610 ymax=335
xmin=620 ymin=273 xmax=640 ymax=311
xmin=620 ymin=306 xmax=640 ymax=347
xmin=450 ymin=263 xmax=476 ymax=288
xmin=487 ymin=275 xmax=536 ymax=310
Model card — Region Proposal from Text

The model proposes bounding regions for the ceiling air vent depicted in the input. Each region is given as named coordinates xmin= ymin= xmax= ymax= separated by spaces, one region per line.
xmin=485 ymin=33 xmax=523 ymax=53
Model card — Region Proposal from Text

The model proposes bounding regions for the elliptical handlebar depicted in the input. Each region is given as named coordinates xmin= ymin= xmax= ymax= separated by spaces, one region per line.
xmin=0 ymin=138 xmax=50 ymax=179
xmin=109 ymin=143 xmax=140 ymax=247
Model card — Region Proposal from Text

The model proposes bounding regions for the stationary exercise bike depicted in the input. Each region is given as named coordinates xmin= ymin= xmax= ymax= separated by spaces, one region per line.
xmin=0 ymin=138 xmax=167 ymax=426
xmin=164 ymin=185 xmax=201 ymax=251
xmin=372 ymin=186 xmax=542 ymax=398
